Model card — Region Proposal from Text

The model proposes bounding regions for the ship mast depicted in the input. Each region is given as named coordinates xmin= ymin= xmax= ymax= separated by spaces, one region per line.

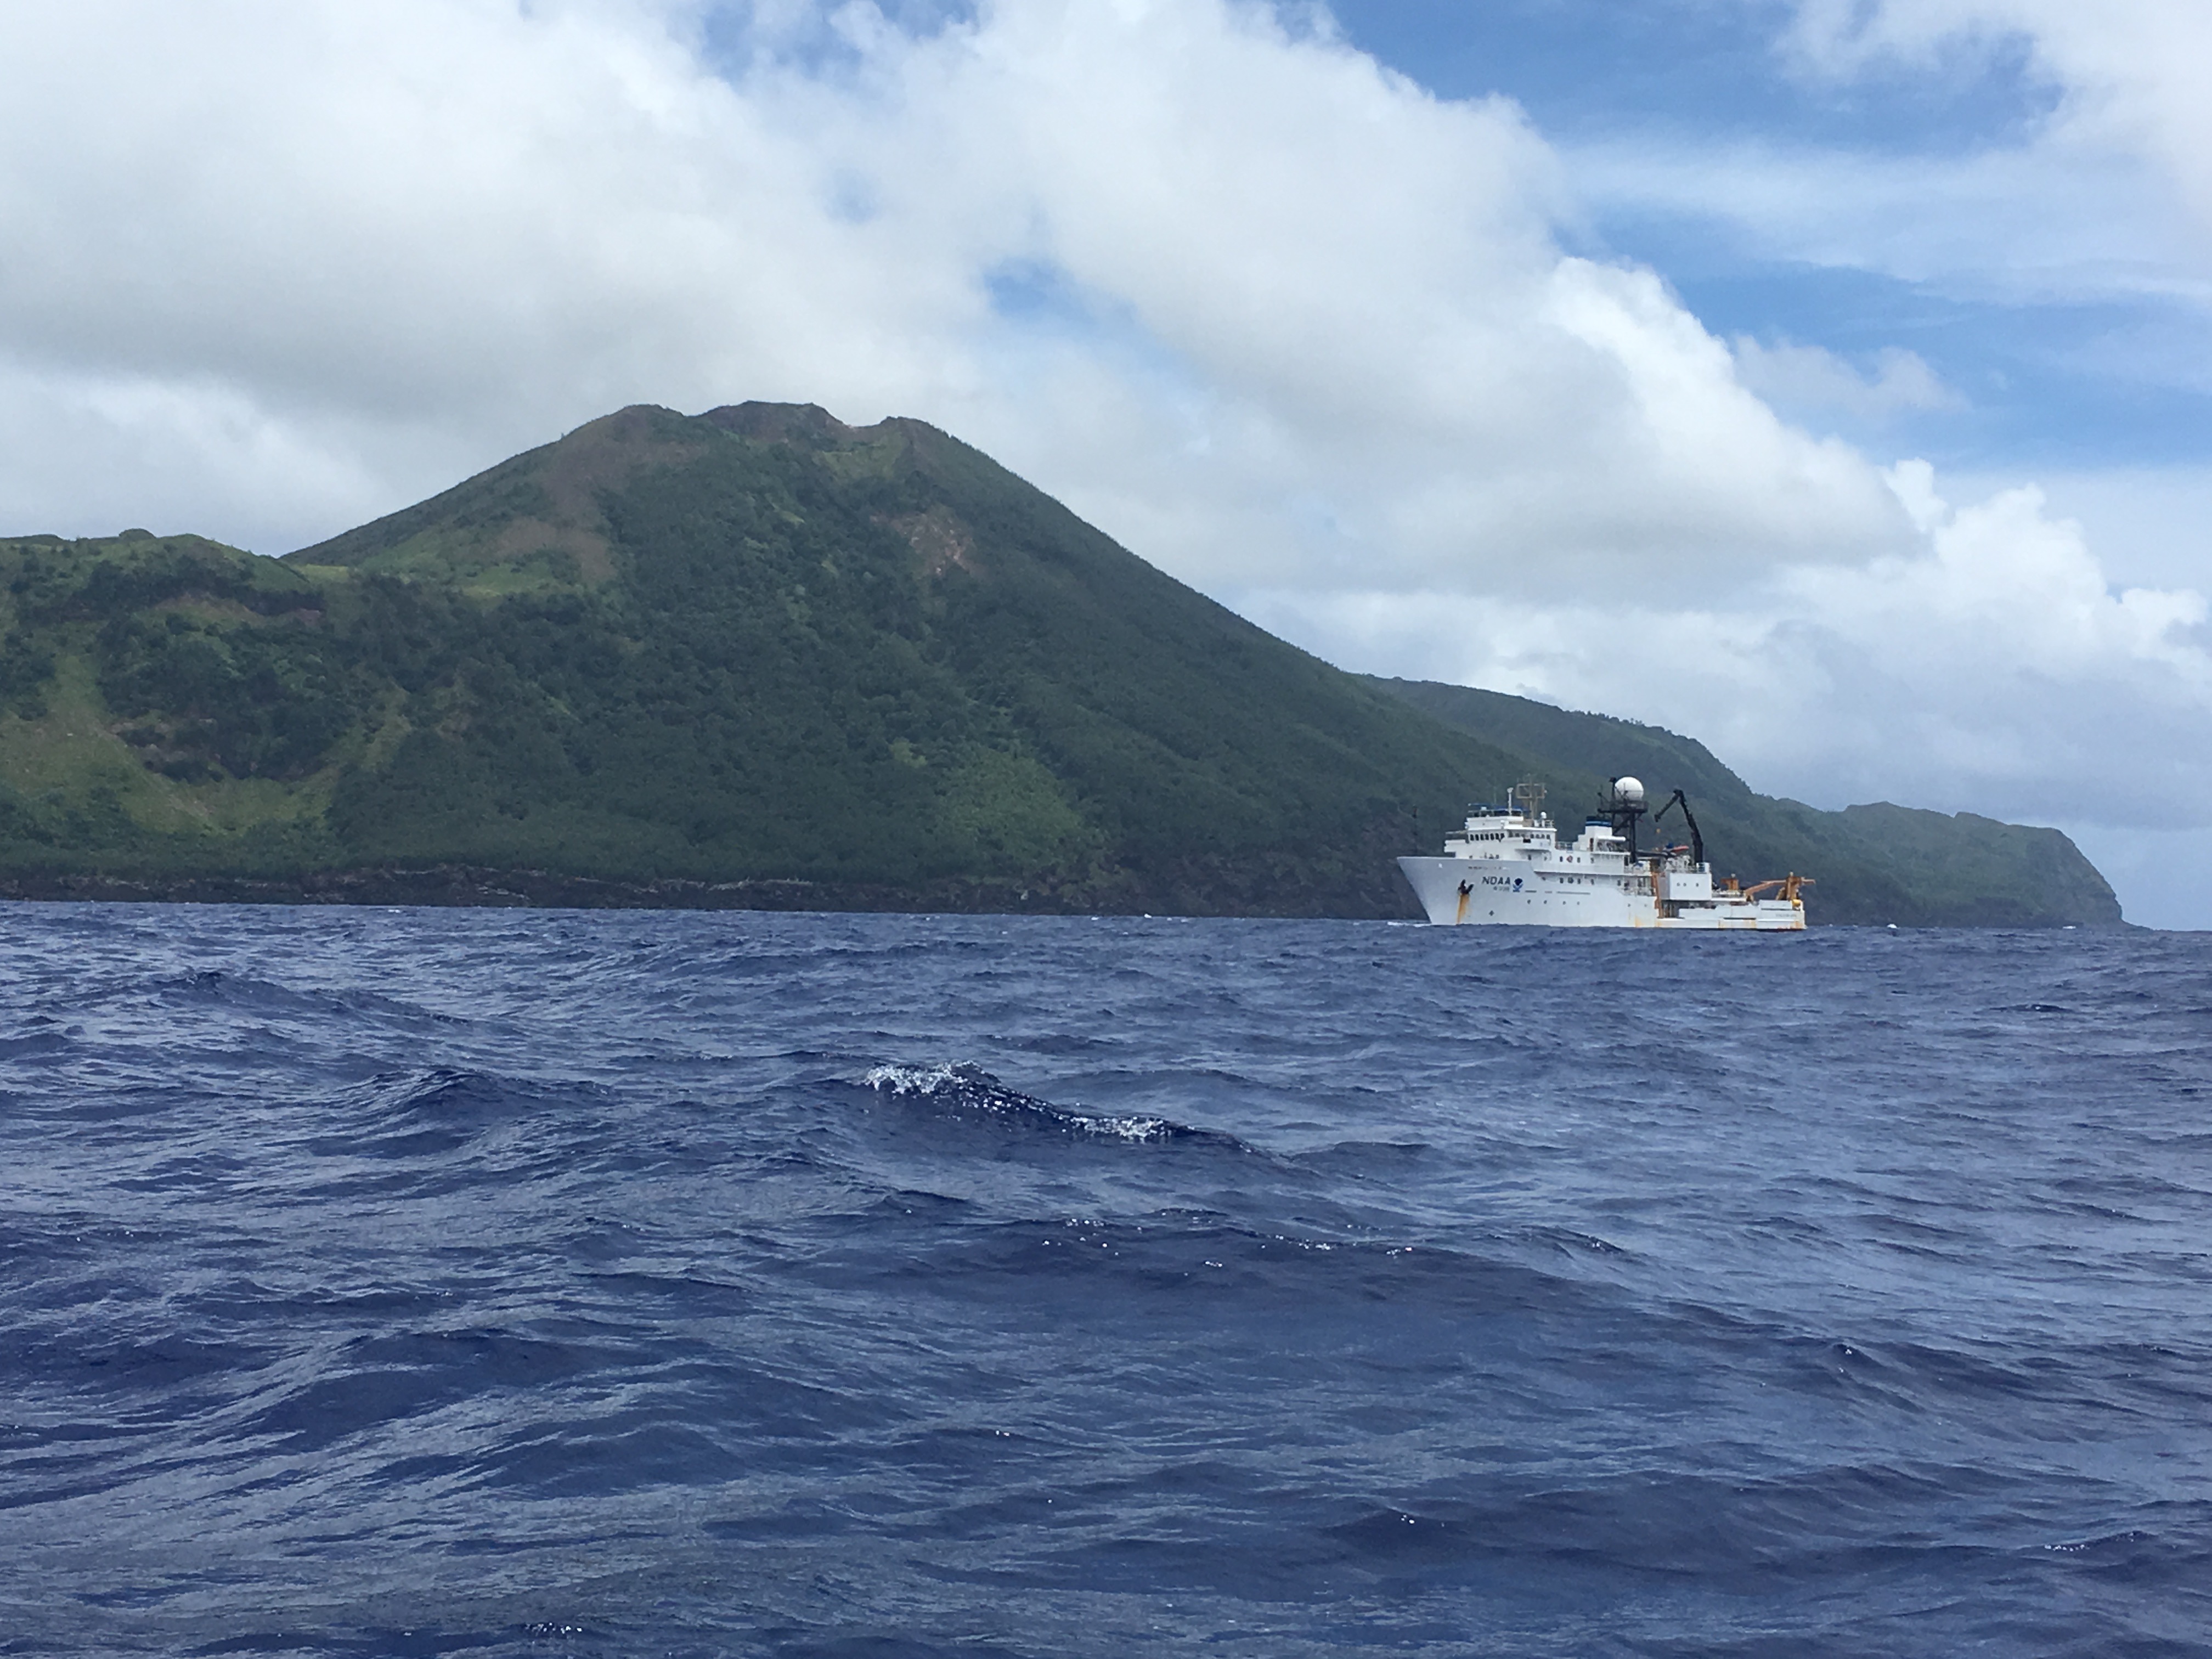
xmin=1606 ymin=776 xmax=1647 ymax=858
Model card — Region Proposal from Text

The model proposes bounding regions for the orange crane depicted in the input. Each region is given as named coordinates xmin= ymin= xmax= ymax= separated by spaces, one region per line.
xmin=1740 ymin=874 xmax=1812 ymax=902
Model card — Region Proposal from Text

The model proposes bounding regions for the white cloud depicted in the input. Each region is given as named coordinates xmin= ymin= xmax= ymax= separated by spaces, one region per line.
xmin=1561 ymin=4 xmax=2212 ymax=343
xmin=1734 ymin=339 xmax=1961 ymax=422
xmin=0 ymin=0 xmax=1917 ymax=583
xmin=0 ymin=361 xmax=380 ymax=545
xmin=1785 ymin=0 xmax=2212 ymax=248
xmin=1944 ymin=463 xmax=2212 ymax=593
xmin=0 ymin=0 xmax=2206 ymax=918
xmin=1240 ymin=461 xmax=2212 ymax=830
xmin=1565 ymin=125 xmax=2202 ymax=314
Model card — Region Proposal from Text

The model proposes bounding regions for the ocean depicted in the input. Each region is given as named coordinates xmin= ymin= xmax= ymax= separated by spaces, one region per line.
xmin=2 ymin=904 xmax=2208 ymax=1657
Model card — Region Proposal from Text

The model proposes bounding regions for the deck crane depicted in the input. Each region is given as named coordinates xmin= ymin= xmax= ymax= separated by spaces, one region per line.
xmin=1741 ymin=874 xmax=1813 ymax=903
xmin=1650 ymin=788 xmax=1704 ymax=867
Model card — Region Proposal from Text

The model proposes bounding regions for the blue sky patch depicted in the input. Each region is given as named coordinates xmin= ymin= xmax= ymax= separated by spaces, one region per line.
xmin=1322 ymin=0 xmax=2210 ymax=473
xmin=1324 ymin=0 xmax=2059 ymax=154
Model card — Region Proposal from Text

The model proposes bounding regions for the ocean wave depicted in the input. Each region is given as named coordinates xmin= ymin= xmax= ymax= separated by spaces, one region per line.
xmin=303 ymin=1066 xmax=600 ymax=1162
xmin=143 ymin=967 xmax=466 ymax=1029
xmin=4 ymin=907 xmax=2210 ymax=1657
xmin=862 ymin=1062 xmax=1245 ymax=1149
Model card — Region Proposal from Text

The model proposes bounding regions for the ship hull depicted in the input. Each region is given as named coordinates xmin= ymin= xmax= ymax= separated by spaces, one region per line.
xmin=1397 ymin=857 xmax=1805 ymax=930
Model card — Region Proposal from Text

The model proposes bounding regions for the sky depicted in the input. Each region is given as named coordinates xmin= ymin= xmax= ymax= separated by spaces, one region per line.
xmin=1 ymin=0 xmax=2207 ymax=924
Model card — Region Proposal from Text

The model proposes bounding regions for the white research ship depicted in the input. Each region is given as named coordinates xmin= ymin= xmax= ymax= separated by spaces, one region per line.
xmin=1397 ymin=778 xmax=1808 ymax=930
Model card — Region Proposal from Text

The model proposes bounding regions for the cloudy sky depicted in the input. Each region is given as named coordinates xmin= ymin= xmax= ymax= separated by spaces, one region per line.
xmin=2 ymin=1 xmax=2207 ymax=924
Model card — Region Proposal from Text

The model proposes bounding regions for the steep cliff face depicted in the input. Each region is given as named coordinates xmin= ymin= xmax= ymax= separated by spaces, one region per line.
xmin=0 ymin=404 xmax=2124 ymax=924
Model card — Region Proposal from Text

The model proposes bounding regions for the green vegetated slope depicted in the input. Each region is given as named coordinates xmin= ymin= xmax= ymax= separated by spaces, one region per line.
xmin=0 ymin=406 xmax=1551 ymax=915
xmin=1365 ymin=678 xmax=2121 ymax=927
xmin=0 ymin=402 xmax=2121 ymax=923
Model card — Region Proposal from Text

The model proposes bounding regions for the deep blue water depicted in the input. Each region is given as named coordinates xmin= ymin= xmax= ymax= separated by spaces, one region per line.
xmin=3 ymin=905 xmax=2210 ymax=1658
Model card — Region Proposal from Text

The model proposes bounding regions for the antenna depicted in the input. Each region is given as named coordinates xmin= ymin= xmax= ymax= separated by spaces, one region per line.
xmin=1606 ymin=776 xmax=1647 ymax=858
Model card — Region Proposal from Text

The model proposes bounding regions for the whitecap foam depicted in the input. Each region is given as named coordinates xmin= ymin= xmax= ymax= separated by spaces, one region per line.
xmin=861 ymin=1062 xmax=1195 ymax=1145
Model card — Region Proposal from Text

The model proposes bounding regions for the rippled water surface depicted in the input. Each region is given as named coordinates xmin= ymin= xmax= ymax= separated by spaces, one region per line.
xmin=3 ymin=904 xmax=2210 ymax=1657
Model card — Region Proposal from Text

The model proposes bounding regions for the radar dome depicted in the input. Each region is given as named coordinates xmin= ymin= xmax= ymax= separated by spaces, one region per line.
xmin=1612 ymin=776 xmax=1646 ymax=806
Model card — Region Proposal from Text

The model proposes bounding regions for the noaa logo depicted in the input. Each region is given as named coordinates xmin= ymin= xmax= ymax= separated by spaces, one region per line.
xmin=1481 ymin=875 xmax=1524 ymax=891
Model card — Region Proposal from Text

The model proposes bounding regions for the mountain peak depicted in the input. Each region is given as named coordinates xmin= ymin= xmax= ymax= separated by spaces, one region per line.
xmin=701 ymin=401 xmax=858 ymax=447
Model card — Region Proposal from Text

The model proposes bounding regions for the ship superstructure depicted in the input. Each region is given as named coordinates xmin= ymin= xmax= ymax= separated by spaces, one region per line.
xmin=1396 ymin=778 xmax=1807 ymax=930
